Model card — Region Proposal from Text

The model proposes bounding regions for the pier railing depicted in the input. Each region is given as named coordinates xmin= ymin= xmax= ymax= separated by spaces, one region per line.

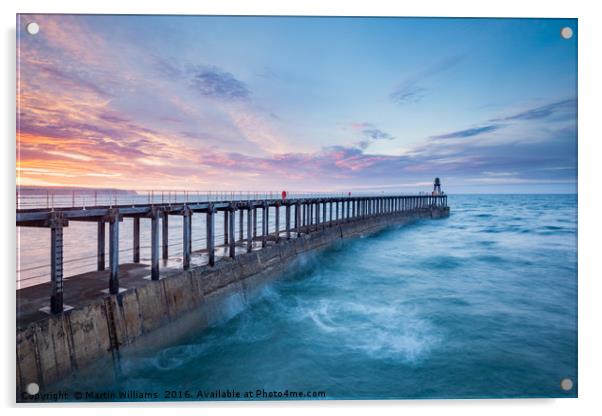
xmin=16 ymin=194 xmax=448 ymax=314
xmin=15 ymin=189 xmax=426 ymax=210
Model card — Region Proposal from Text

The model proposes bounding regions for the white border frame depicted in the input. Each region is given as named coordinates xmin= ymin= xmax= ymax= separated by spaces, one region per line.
xmin=2 ymin=1 xmax=600 ymax=415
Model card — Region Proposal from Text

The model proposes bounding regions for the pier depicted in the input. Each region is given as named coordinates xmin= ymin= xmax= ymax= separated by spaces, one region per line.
xmin=17 ymin=194 xmax=447 ymax=316
xmin=16 ymin=192 xmax=449 ymax=395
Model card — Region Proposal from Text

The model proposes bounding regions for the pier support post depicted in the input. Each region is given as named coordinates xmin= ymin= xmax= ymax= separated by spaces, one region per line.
xmin=133 ymin=217 xmax=140 ymax=263
xmin=229 ymin=205 xmax=236 ymax=258
xmin=206 ymin=204 xmax=215 ymax=266
xmin=315 ymin=201 xmax=320 ymax=230
xmin=108 ymin=209 xmax=120 ymax=295
xmin=262 ymin=202 xmax=268 ymax=248
xmin=49 ymin=212 xmax=66 ymax=314
xmin=253 ymin=207 xmax=257 ymax=238
xmin=150 ymin=208 xmax=161 ymax=279
xmin=335 ymin=201 xmax=339 ymax=223
xmin=275 ymin=203 xmax=280 ymax=241
xmin=97 ymin=220 xmax=105 ymax=271
xmin=346 ymin=199 xmax=350 ymax=222
xmin=322 ymin=201 xmax=327 ymax=228
xmin=247 ymin=207 xmax=253 ymax=252
xmin=296 ymin=202 xmax=302 ymax=237
xmin=182 ymin=207 xmax=191 ymax=270
xmin=329 ymin=201 xmax=333 ymax=224
xmin=239 ymin=209 xmax=244 ymax=242
xmin=224 ymin=210 xmax=229 ymax=245
xmin=285 ymin=203 xmax=291 ymax=239
xmin=162 ymin=214 xmax=169 ymax=261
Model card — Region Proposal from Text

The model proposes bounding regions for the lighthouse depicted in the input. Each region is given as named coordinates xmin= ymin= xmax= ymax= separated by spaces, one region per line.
xmin=433 ymin=177 xmax=442 ymax=196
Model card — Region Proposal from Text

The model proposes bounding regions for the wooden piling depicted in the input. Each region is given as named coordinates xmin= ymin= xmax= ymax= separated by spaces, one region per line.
xmin=239 ymin=209 xmax=244 ymax=242
xmin=206 ymin=205 xmax=215 ymax=266
xmin=285 ymin=203 xmax=291 ymax=239
xmin=275 ymin=203 xmax=280 ymax=241
xmin=133 ymin=217 xmax=140 ymax=263
xmin=262 ymin=202 xmax=268 ymax=248
xmin=162 ymin=214 xmax=169 ymax=261
xmin=295 ymin=202 xmax=301 ymax=237
xmin=229 ymin=206 xmax=236 ymax=258
xmin=346 ymin=199 xmax=350 ymax=222
xmin=247 ymin=207 xmax=253 ymax=252
xmin=49 ymin=213 xmax=65 ymax=314
xmin=108 ymin=209 xmax=120 ymax=294
xmin=97 ymin=221 xmax=105 ymax=271
xmin=224 ymin=209 xmax=229 ymax=245
xmin=151 ymin=209 xmax=161 ymax=278
xmin=182 ymin=208 xmax=191 ymax=270
xmin=335 ymin=201 xmax=339 ymax=223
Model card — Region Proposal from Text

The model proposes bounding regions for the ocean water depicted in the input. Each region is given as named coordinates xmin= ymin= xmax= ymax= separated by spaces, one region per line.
xmin=48 ymin=194 xmax=577 ymax=400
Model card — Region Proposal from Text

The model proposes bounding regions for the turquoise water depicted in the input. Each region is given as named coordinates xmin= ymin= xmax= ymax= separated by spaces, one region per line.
xmin=53 ymin=194 xmax=578 ymax=400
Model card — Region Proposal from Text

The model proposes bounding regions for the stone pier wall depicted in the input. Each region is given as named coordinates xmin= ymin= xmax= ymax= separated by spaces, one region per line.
xmin=16 ymin=207 xmax=449 ymax=396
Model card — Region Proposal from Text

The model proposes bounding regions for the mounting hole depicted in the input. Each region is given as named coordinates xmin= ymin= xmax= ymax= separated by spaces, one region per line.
xmin=26 ymin=22 xmax=40 ymax=35
xmin=560 ymin=27 xmax=573 ymax=40
xmin=26 ymin=382 xmax=40 ymax=395
xmin=560 ymin=378 xmax=574 ymax=391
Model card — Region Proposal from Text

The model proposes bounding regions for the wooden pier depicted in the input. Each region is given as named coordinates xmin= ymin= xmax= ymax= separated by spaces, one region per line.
xmin=16 ymin=194 xmax=448 ymax=315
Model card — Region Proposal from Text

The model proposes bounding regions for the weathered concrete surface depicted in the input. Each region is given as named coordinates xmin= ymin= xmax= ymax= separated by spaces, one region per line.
xmin=16 ymin=207 xmax=449 ymax=397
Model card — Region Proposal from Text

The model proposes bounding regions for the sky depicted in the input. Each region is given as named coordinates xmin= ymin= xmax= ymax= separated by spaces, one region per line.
xmin=16 ymin=15 xmax=577 ymax=194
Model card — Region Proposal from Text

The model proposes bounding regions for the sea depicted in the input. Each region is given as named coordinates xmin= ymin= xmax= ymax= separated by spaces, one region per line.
xmin=28 ymin=194 xmax=578 ymax=399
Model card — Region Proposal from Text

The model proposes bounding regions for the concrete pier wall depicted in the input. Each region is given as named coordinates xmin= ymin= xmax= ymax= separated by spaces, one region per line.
xmin=16 ymin=207 xmax=449 ymax=395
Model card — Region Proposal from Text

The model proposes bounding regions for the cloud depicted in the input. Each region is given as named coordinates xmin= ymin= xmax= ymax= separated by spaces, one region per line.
xmin=490 ymin=98 xmax=576 ymax=122
xmin=350 ymin=123 xmax=395 ymax=149
xmin=361 ymin=127 xmax=395 ymax=141
xmin=390 ymin=54 xmax=464 ymax=105
xmin=191 ymin=66 xmax=250 ymax=100
xmin=390 ymin=85 xmax=426 ymax=105
xmin=37 ymin=64 xmax=112 ymax=98
xmin=430 ymin=124 xmax=502 ymax=140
